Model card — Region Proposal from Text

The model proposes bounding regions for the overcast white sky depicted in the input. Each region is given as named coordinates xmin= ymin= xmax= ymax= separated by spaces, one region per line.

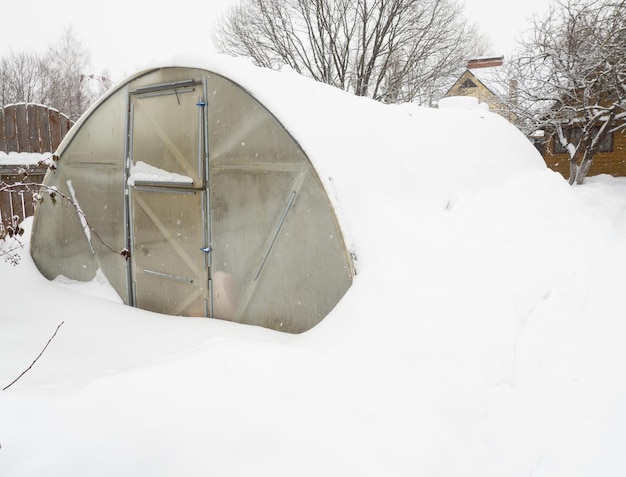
xmin=2 ymin=0 xmax=552 ymax=83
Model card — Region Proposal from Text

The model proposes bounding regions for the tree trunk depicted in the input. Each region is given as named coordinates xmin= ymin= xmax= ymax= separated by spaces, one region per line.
xmin=568 ymin=158 xmax=578 ymax=185
xmin=574 ymin=156 xmax=593 ymax=185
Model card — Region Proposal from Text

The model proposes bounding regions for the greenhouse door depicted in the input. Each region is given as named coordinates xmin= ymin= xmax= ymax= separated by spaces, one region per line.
xmin=126 ymin=79 xmax=211 ymax=317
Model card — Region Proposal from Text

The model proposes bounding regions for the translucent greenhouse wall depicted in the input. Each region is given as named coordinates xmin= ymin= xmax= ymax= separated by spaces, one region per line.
xmin=31 ymin=67 xmax=354 ymax=333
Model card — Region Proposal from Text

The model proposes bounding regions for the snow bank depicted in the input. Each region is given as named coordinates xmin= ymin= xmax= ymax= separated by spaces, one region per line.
xmin=1 ymin=55 xmax=625 ymax=477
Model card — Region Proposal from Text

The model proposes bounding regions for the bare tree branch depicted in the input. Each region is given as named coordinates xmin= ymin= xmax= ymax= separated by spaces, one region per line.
xmin=3 ymin=321 xmax=65 ymax=391
xmin=1 ymin=159 xmax=129 ymax=261
xmin=0 ymin=25 xmax=101 ymax=120
xmin=213 ymin=0 xmax=487 ymax=105
xmin=507 ymin=0 xmax=626 ymax=184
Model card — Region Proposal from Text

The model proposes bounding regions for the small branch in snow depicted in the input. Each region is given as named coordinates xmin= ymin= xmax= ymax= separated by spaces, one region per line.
xmin=2 ymin=321 xmax=65 ymax=391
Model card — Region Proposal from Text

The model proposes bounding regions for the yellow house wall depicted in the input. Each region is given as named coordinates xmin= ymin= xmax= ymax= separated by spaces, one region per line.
xmin=447 ymin=74 xmax=499 ymax=107
xmin=544 ymin=129 xmax=626 ymax=179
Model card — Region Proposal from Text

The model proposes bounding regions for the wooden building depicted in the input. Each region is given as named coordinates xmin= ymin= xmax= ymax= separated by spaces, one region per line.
xmin=445 ymin=58 xmax=626 ymax=180
xmin=542 ymin=125 xmax=626 ymax=179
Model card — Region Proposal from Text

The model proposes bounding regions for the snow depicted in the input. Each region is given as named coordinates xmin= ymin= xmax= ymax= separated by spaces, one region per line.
xmin=127 ymin=160 xmax=194 ymax=186
xmin=65 ymin=180 xmax=93 ymax=251
xmin=2 ymin=55 xmax=626 ymax=477
xmin=0 ymin=151 xmax=49 ymax=167
xmin=438 ymin=95 xmax=490 ymax=111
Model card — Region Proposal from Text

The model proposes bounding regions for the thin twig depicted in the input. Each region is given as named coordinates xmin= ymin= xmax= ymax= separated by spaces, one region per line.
xmin=2 ymin=156 xmax=128 ymax=258
xmin=1 ymin=180 xmax=128 ymax=258
xmin=3 ymin=321 xmax=65 ymax=391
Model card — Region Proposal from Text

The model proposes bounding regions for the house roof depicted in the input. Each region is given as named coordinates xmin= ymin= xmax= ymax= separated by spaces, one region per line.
xmin=468 ymin=66 xmax=507 ymax=98
xmin=444 ymin=56 xmax=507 ymax=99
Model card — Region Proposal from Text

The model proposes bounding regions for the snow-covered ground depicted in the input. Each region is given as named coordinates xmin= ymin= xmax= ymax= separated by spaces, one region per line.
xmin=1 ymin=57 xmax=626 ymax=477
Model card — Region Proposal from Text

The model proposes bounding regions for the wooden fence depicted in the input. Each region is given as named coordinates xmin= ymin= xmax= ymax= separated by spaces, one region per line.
xmin=0 ymin=104 xmax=73 ymax=229
xmin=0 ymin=103 xmax=72 ymax=154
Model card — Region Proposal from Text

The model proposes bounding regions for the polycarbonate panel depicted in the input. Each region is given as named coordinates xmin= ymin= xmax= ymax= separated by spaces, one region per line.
xmin=30 ymin=86 xmax=128 ymax=300
xmin=134 ymin=272 xmax=207 ymax=317
xmin=207 ymin=74 xmax=301 ymax=165
xmin=131 ymin=86 xmax=203 ymax=186
xmin=209 ymin=167 xmax=302 ymax=320
xmin=130 ymin=187 xmax=208 ymax=316
xmin=207 ymin=72 xmax=353 ymax=333
xmin=29 ymin=167 xmax=99 ymax=282
xmin=242 ymin=172 xmax=354 ymax=332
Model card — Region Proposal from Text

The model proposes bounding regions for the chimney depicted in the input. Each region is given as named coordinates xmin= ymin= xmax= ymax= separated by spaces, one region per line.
xmin=467 ymin=56 xmax=504 ymax=69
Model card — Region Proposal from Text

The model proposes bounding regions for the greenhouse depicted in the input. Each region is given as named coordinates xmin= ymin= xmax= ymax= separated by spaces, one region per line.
xmin=30 ymin=64 xmax=355 ymax=333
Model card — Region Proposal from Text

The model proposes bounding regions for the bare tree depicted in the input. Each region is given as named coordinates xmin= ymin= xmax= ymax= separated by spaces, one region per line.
xmin=213 ymin=0 xmax=487 ymax=105
xmin=0 ymin=26 xmax=98 ymax=120
xmin=0 ymin=27 xmax=111 ymax=263
xmin=0 ymin=51 xmax=51 ymax=105
xmin=509 ymin=0 xmax=626 ymax=185
xmin=45 ymin=25 xmax=95 ymax=121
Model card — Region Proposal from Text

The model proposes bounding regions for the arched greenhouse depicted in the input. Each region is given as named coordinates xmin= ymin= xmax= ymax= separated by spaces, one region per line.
xmin=30 ymin=63 xmax=355 ymax=334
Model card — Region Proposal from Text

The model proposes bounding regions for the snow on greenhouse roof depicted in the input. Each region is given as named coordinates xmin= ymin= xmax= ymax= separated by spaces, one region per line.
xmin=95 ymin=54 xmax=544 ymax=258
xmin=158 ymin=56 xmax=539 ymax=186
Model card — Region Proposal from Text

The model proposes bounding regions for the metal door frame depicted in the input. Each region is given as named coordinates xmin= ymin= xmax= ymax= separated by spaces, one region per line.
xmin=123 ymin=77 xmax=212 ymax=316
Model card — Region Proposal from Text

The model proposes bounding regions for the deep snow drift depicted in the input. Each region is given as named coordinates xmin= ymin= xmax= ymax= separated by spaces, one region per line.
xmin=1 ymin=56 xmax=626 ymax=477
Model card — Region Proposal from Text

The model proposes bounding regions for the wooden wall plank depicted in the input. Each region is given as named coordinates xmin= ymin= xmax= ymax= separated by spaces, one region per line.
xmin=38 ymin=106 xmax=52 ymax=153
xmin=60 ymin=114 xmax=72 ymax=145
xmin=16 ymin=104 xmax=31 ymax=153
xmin=3 ymin=106 xmax=18 ymax=153
xmin=27 ymin=104 xmax=43 ymax=153
xmin=48 ymin=109 xmax=62 ymax=151
xmin=0 ymin=109 xmax=6 ymax=153
xmin=0 ymin=188 xmax=10 ymax=224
